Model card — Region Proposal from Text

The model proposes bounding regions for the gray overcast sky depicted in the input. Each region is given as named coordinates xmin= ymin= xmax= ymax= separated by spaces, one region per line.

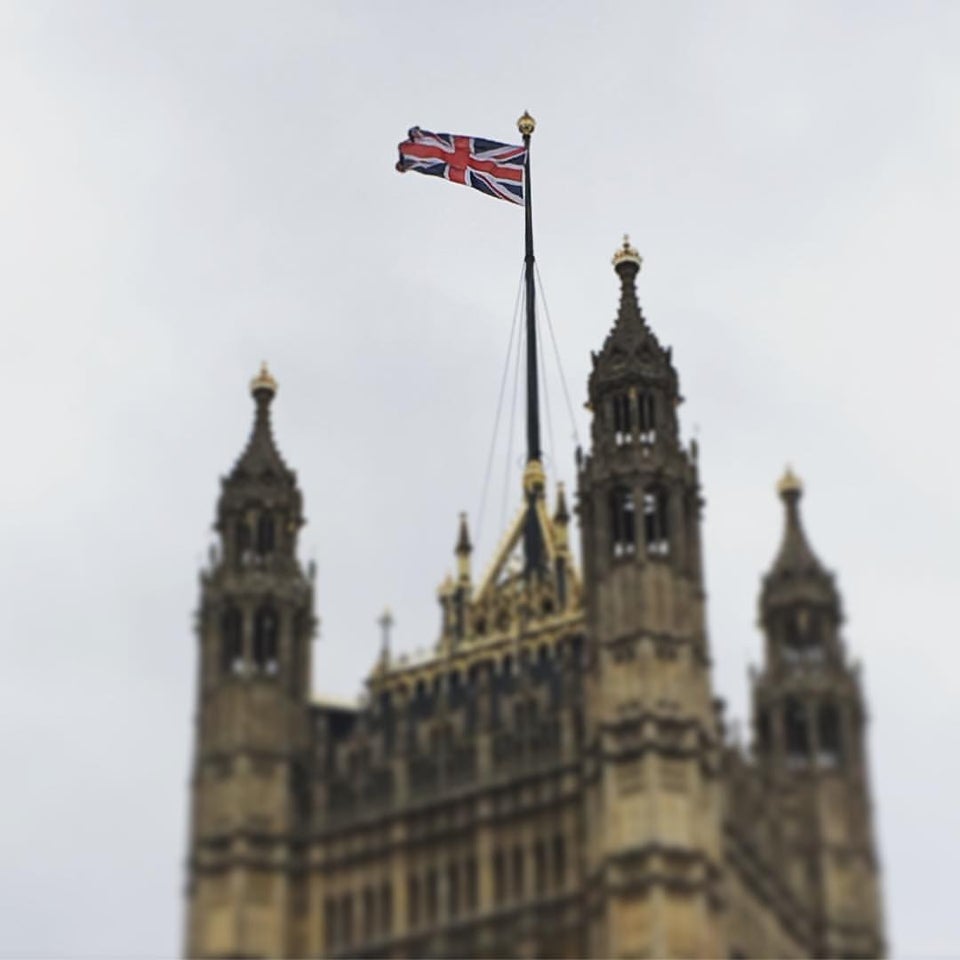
xmin=1 ymin=1 xmax=958 ymax=955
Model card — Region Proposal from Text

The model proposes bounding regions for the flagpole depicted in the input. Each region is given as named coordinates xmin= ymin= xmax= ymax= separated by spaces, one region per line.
xmin=517 ymin=110 xmax=545 ymax=577
xmin=518 ymin=111 xmax=539 ymax=465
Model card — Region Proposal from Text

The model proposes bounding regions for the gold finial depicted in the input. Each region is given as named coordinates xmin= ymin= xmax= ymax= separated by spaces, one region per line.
xmin=250 ymin=361 xmax=277 ymax=397
xmin=777 ymin=465 xmax=803 ymax=498
xmin=517 ymin=110 xmax=536 ymax=136
xmin=523 ymin=458 xmax=546 ymax=495
xmin=612 ymin=234 xmax=642 ymax=270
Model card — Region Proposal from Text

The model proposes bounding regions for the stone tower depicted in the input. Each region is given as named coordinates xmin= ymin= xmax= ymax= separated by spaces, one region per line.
xmin=751 ymin=470 xmax=885 ymax=958
xmin=577 ymin=239 xmax=724 ymax=958
xmin=185 ymin=365 xmax=315 ymax=958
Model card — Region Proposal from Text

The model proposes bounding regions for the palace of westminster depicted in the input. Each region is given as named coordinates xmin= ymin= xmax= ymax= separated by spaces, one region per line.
xmin=183 ymin=239 xmax=885 ymax=958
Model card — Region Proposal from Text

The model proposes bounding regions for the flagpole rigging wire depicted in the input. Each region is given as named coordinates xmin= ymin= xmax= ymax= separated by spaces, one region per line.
xmin=535 ymin=263 xmax=581 ymax=449
xmin=475 ymin=265 xmax=526 ymax=553
xmin=502 ymin=298 xmax=526 ymax=532
xmin=538 ymin=309 xmax=556 ymax=477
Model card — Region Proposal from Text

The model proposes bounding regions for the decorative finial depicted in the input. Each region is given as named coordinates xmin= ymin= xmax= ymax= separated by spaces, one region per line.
xmin=777 ymin=465 xmax=803 ymax=499
xmin=455 ymin=512 xmax=472 ymax=556
xmin=612 ymin=234 xmax=642 ymax=270
xmin=517 ymin=111 xmax=536 ymax=136
xmin=250 ymin=361 xmax=277 ymax=398
xmin=378 ymin=606 xmax=394 ymax=651
xmin=523 ymin=458 xmax=546 ymax=495
xmin=553 ymin=482 xmax=570 ymax=525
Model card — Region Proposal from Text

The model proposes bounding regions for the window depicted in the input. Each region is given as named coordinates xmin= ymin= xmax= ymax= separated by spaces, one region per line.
xmin=534 ymin=840 xmax=547 ymax=896
xmin=465 ymin=857 xmax=478 ymax=913
xmin=379 ymin=881 xmax=392 ymax=937
xmin=638 ymin=390 xmax=656 ymax=443
xmin=493 ymin=850 xmax=506 ymax=905
xmin=552 ymin=834 xmax=566 ymax=891
xmin=324 ymin=897 xmax=337 ymax=951
xmin=643 ymin=486 xmax=670 ymax=557
xmin=785 ymin=607 xmax=824 ymax=663
xmin=612 ymin=393 xmax=632 ymax=445
xmin=756 ymin=708 xmax=771 ymax=754
xmin=221 ymin=607 xmax=243 ymax=675
xmin=512 ymin=845 xmax=525 ymax=899
xmin=609 ymin=486 xmax=637 ymax=557
xmin=253 ymin=605 xmax=279 ymax=675
xmin=425 ymin=869 xmax=438 ymax=924
xmin=818 ymin=702 xmax=843 ymax=767
xmin=362 ymin=886 xmax=375 ymax=941
xmin=235 ymin=519 xmax=251 ymax=567
xmin=256 ymin=512 xmax=275 ymax=554
xmin=448 ymin=862 xmax=460 ymax=918
xmin=785 ymin=698 xmax=809 ymax=765
xmin=340 ymin=893 xmax=353 ymax=948
xmin=407 ymin=875 xmax=420 ymax=928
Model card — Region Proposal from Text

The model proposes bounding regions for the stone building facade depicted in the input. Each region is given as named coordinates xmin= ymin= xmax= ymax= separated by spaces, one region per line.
xmin=183 ymin=240 xmax=885 ymax=958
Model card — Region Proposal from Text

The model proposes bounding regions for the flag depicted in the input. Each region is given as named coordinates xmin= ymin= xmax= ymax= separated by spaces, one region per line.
xmin=396 ymin=127 xmax=526 ymax=205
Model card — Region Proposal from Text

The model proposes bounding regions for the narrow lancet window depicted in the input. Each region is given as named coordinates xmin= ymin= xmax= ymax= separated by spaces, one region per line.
xmin=818 ymin=702 xmax=843 ymax=767
xmin=609 ymin=486 xmax=637 ymax=557
xmin=235 ymin=519 xmax=251 ymax=568
xmin=644 ymin=486 xmax=670 ymax=556
xmin=612 ymin=393 xmax=633 ymax=445
xmin=253 ymin=604 xmax=279 ymax=675
xmin=221 ymin=607 xmax=243 ymax=675
xmin=257 ymin=513 xmax=275 ymax=555
xmin=638 ymin=390 xmax=656 ymax=443
xmin=785 ymin=697 xmax=810 ymax=766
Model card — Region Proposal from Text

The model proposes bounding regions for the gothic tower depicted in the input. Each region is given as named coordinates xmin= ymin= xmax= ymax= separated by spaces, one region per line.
xmin=578 ymin=240 xmax=724 ymax=958
xmin=185 ymin=365 xmax=315 ymax=958
xmin=751 ymin=470 xmax=885 ymax=958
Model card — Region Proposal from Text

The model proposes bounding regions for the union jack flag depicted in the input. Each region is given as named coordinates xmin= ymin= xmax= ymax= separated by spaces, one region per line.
xmin=396 ymin=127 xmax=526 ymax=205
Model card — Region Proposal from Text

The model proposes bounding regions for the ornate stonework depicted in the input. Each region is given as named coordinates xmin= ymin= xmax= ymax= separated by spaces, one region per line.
xmin=183 ymin=246 xmax=885 ymax=959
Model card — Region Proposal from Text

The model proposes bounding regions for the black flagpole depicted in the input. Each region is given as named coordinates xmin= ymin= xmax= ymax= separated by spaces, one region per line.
xmin=517 ymin=110 xmax=544 ymax=576
xmin=519 ymin=111 xmax=540 ymax=464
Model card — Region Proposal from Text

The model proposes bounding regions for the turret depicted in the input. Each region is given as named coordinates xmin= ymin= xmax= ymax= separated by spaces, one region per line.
xmin=185 ymin=365 xmax=315 ymax=958
xmin=578 ymin=240 xmax=723 ymax=959
xmin=752 ymin=469 xmax=885 ymax=958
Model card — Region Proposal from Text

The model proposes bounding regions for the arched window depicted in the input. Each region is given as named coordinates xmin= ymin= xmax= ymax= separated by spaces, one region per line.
xmin=784 ymin=698 xmax=809 ymax=765
xmin=407 ymin=874 xmax=421 ymax=927
xmin=512 ymin=845 xmax=525 ymax=899
xmin=253 ymin=605 xmax=279 ymax=675
xmin=552 ymin=834 xmax=566 ymax=890
xmin=785 ymin=607 xmax=824 ymax=663
xmin=644 ymin=486 xmax=670 ymax=556
xmin=378 ymin=881 xmax=392 ymax=937
xmin=609 ymin=486 xmax=637 ymax=557
xmin=448 ymin=862 xmax=460 ymax=918
xmin=465 ymin=857 xmax=478 ymax=912
xmin=324 ymin=897 xmax=337 ymax=951
xmin=425 ymin=869 xmax=438 ymax=923
xmin=256 ymin=512 xmax=275 ymax=555
xmin=756 ymin=708 xmax=771 ymax=754
xmin=818 ymin=702 xmax=843 ymax=767
xmin=493 ymin=850 xmax=506 ymax=904
xmin=362 ymin=886 xmax=375 ymax=941
xmin=612 ymin=393 xmax=633 ymax=445
xmin=235 ymin=519 xmax=251 ymax=568
xmin=534 ymin=839 xmax=547 ymax=895
xmin=221 ymin=607 xmax=243 ymax=675
xmin=341 ymin=893 xmax=354 ymax=948
xmin=638 ymin=390 xmax=656 ymax=443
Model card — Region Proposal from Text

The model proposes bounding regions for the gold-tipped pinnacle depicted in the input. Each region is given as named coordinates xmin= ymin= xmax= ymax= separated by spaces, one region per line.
xmin=777 ymin=465 xmax=803 ymax=497
xmin=517 ymin=111 xmax=536 ymax=136
xmin=612 ymin=234 xmax=642 ymax=269
xmin=250 ymin=361 xmax=277 ymax=396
